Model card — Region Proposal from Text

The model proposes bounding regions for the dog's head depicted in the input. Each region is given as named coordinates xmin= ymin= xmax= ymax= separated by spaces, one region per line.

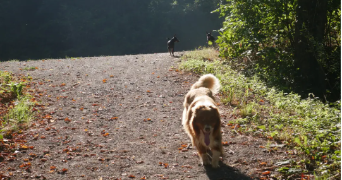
xmin=190 ymin=104 xmax=220 ymax=145
xmin=206 ymin=31 xmax=215 ymax=41
xmin=172 ymin=35 xmax=179 ymax=42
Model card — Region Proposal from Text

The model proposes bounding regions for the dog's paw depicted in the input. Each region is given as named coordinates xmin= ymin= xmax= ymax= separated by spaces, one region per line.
xmin=211 ymin=159 xmax=220 ymax=168
xmin=211 ymin=150 xmax=221 ymax=168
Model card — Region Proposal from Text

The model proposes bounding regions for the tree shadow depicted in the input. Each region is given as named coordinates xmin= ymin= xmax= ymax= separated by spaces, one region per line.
xmin=204 ymin=162 xmax=253 ymax=180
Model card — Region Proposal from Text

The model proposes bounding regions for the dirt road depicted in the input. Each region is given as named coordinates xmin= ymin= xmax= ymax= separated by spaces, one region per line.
xmin=0 ymin=53 xmax=287 ymax=180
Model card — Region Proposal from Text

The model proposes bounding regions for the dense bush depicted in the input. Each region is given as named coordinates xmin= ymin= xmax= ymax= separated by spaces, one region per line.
xmin=214 ymin=0 xmax=340 ymax=102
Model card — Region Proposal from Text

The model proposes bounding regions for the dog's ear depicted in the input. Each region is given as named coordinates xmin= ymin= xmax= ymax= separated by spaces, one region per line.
xmin=213 ymin=108 xmax=221 ymax=130
xmin=188 ymin=106 xmax=195 ymax=121
xmin=189 ymin=107 xmax=201 ymax=134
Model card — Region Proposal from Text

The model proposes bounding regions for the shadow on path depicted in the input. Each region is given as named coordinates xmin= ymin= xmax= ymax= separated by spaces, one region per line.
xmin=204 ymin=162 xmax=253 ymax=180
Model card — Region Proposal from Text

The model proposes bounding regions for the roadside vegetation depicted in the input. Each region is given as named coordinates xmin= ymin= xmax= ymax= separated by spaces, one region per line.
xmin=179 ymin=47 xmax=341 ymax=179
xmin=0 ymin=70 xmax=35 ymax=141
xmin=215 ymin=0 xmax=340 ymax=103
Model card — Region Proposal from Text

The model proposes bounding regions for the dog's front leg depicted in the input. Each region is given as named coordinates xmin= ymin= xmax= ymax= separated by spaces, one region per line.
xmin=210 ymin=140 xmax=223 ymax=168
xmin=211 ymin=150 xmax=220 ymax=168
xmin=197 ymin=143 xmax=209 ymax=165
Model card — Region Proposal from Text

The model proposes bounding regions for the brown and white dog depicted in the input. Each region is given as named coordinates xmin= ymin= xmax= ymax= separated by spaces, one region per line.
xmin=182 ymin=74 xmax=223 ymax=168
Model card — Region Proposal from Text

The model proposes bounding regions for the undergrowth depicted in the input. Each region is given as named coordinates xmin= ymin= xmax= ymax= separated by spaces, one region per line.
xmin=0 ymin=71 xmax=35 ymax=140
xmin=179 ymin=47 xmax=341 ymax=179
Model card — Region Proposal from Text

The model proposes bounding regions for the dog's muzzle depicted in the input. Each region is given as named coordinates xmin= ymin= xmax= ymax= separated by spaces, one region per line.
xmin=203 ymin=130 xmax=210 ymax=146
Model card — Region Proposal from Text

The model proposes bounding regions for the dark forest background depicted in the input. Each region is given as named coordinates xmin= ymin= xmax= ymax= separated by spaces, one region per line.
xmin=0 ymin=0 xmax=340 ymax=101
xmin=0 ymin=0 xmax=222 ymax=61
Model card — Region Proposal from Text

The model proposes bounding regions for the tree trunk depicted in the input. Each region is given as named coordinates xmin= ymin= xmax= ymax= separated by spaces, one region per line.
xmin=294 ymin=0 xmax=327 ymax=99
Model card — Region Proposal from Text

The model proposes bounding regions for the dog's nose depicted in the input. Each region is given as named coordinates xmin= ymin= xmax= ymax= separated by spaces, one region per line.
xmin=205 ymin=127 xmax=210 ymax=132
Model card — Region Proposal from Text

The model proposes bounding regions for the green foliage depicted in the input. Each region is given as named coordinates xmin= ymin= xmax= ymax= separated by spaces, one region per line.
xmin=3 ymin=96 xmax=34 ymax=126
xmin=9 ymin=82 xmax=24 ymax=98
xmin=23 ymin=66 xmax=37 ymax=71
xmin=0 ymin=71 xmax=34 ymax=136
xmin=214 ymin=0 xmax=341 ymax=101
xmin=180 ymin=48 xmax=341 ymax=178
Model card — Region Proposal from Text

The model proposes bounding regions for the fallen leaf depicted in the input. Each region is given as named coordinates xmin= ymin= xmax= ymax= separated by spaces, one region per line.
xmin=64 ymin=117 xmax=71 ymax=123
xmin=260 ymin=162 xmax=267 ymax=166
xmin=181 ymin=144 xmax=188 ymax=148
xmin=61 ymin=168 xmax=68 ymax=173
xmin=33 ymin=134 xmax=39 ymax=140
xmin=20 ymin=145 xmax=28 ymax=150
xmin=29 ymin=153 xmax=37 ymax=157
xmin=262 ymin=171 xmax=271 ymax=175
xmin=222 ymin=141 xmax=229 ymax=146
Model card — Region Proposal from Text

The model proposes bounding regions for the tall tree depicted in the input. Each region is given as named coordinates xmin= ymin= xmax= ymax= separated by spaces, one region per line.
xmin=294 ymin=0 xmax=328 ymax=98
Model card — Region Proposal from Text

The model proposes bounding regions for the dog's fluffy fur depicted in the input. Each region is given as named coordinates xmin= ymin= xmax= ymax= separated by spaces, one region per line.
xmin=182 ymin=74 xmax=223 ymax=168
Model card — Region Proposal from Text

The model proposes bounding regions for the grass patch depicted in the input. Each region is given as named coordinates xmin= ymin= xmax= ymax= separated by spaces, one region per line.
xmin=0 ymin=71 xmax=35 ymax=140
xmin=182 ymin=47 xmax=220 ymax=62
xmin=179 ymin=47 xmax=341 ymax=179
xmin=23 ymin=66 xmax=38 ymax=71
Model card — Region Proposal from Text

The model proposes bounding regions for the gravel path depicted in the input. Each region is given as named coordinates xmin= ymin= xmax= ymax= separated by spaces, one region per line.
xmin=0 ymin=53 xmax=289 ymax=180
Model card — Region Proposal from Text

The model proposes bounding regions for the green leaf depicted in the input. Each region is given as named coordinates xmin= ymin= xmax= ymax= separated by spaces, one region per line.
xmin=258 ymin=125 xmax=266 ymax=130
xmin=294 ymin=137 xmax=302 ymax=146
xmin=276 ymin=166 xmax=289 ymax=173
xmin=270 ymin=131 xmax=278 ymax=137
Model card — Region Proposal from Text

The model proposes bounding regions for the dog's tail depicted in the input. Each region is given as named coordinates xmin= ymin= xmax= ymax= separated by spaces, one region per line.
xmin=191 ymin=74 xmax=221 ymax=95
